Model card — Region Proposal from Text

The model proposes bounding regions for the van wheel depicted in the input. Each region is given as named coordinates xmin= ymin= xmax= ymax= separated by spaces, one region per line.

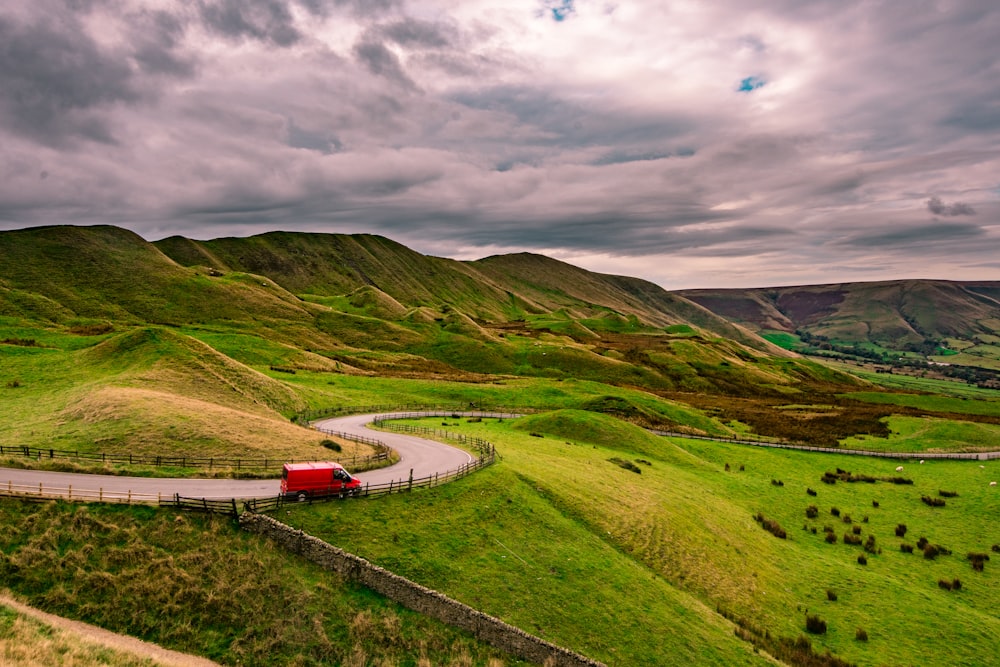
xmin=297 ymin=492 xmax=308 ymax=502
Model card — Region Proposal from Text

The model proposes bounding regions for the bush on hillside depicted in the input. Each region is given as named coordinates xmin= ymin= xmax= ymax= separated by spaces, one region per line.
xmin=754 ymin=513 xmax=787 ymax=539
xmin=805 ymin=614 xmax=827 ymax=634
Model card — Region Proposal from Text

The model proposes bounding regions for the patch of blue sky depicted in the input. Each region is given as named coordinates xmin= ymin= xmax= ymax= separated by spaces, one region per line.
xmin=737 ymin=76 xmax=766 ymax=93
xmin=543 ymin=0 xmax=575 ymax=22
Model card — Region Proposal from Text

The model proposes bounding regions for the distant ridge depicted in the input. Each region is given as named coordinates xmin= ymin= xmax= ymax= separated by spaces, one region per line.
xmin=679 ymin=280 xmax=1000 ymax=356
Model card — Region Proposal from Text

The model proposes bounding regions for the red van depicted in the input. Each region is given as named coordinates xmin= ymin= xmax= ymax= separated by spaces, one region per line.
xmin=281 ymin=461 xmax=362 ymax=501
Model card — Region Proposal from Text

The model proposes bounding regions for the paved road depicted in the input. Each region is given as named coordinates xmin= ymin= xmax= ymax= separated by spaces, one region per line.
xmin=0 ymin=414 xmax=474 ymax=500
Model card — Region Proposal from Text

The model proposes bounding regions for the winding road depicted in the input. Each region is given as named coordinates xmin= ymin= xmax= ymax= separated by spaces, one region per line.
xmin=0 ymin=414 xmax=474 ymax=501
xmin=2 ymin=410 xmax=996 ymax=503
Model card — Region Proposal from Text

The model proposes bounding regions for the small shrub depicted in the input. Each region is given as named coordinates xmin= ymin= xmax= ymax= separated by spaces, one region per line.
xmin=917 ymin=536 xmax=928 ymax=549
xmin=884 ymin=476 xmax=914 ymax=485
xmin=923 ymin=544 xmax=940 ymax=560
xmin=952 ymin=578 xmax=962 ymax=590
xmin=857 ymin=554 xmax=868 ymax=565
xmin=725 ymin=463 xmax=730 ymax=471
xmin=635 ymin=459 xmax=652 ymax=466
xmin=810 ymin=527 xmax=817 ymax=534
xmin=4 ymin=380 xmax=19 ymax=389
xmin=895 ymin=524 xmax=908 ymax=537
xmin=771 ymin=479 xmax=784 ymax=487
xmin=609 ymin=458 xmax=642 ymax=474
xmin=806 ymin=505 xmax=819 ymax=519
xmin=922 ymin=495 xmax=946 ymax=507
xmin=900 ymin=543 xmax=914 ymax=553
xmin=1 ymin=338 xmax=37 ymax=347
xmin=807 ymin=488 xmax=817 ymax=496
xmin=754 ymin=513 xmax=787 ymax=539
xmin=968 ymin=553 xmax=990 ymax=571
xmin=992 ymin=544 xmax=1000 ymax=554
xmin=529 ymin=432 xmax=544 ymax=438
xmin=830 ymin=507 xmax=841 ymax=517
xmin=938 ymin=579 xmax=953 ymax=591
xmin=852 ymin=525 xmax=862 ymax=535
xmin=872 ymin=500 xmax=879 ymax=508
xmin=826 ymin=589 xmax=837 ymax=602
xmin=855 ymin=628 xmax=868 ymax=642
xmin=68 ymin=323 xmax=114 ymax=335
xmin=739 ymin=464 xmax=744 ymax=471
xmin=805 ymin=614 xmax=827 ymax=634
xmin=825 ymin=532 xmax=837 ymax=544
xmin=844 ymin=533 xmax=862 ymax=545
xmin=821 ymin=472 xmax=837 ymax=485
xmin=861 ymin=515 xmax=869 ymax=523
xmin=823 ymin=525 xmax=834 ymax=533
xmin=842 ymin=514 xmax=853 ymax=524
xmin=320 ymin=439 xmax=342 ymax=452
xmin=864 ymin=535 xmax=878 ymax=554
xmin=939 ymin=490 xmax=959 ymax=498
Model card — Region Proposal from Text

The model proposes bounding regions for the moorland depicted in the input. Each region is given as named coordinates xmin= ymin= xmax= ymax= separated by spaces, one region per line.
xmin=1 ymin=224 xmax=999 ymax=666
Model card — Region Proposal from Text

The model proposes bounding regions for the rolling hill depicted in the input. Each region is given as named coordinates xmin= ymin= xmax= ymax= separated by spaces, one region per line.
xmin=679 ymin=281 xmax=1000 ymax=374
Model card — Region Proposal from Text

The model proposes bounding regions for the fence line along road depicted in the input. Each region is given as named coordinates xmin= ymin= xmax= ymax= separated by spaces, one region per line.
xmin=0 ymin=410 xmax=504 ymax=514
xmin=0 ymin=434 xmax=390 ymax=473
xmin=0 ymin=480 xmax=160 ymax=505
xmin=650 ymin=429 xmax=1000 ymax=461
xmin=3 ymin=406 xmax=999 ymax=514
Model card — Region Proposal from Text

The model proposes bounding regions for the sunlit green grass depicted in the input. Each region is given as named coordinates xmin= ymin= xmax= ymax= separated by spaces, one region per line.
xmin=292 ymin=412 xmax=1000 ymax=667
xmin=840 ymin=415 xmax=1000 ymax=452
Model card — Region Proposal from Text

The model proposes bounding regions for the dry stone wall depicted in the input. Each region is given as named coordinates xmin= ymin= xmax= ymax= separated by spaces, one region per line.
xmin=240 ymin=512 xmax=606 ymax=667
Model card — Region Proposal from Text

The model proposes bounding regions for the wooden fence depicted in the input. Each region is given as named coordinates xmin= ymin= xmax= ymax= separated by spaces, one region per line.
xmin=0 ymin=479 xmax=160 ymax=505
xmin=0 ymin=433 xmax=390 ymax=473
xmin=650 ymin=430 xmax=1000 ymax=460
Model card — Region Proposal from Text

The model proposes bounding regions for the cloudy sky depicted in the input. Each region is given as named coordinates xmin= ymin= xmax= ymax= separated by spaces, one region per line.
xmin=2 ymin=0 xmax=999 ymax=289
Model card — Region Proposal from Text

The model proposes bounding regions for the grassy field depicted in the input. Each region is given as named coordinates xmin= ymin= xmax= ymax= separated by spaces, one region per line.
xmin=839 ymin=416 xmax=1000 ymax=453
xmin=284 ymin=412 xmax=1000 ymax=667
xmin=0 ymin=500 xmax=518 ymax=667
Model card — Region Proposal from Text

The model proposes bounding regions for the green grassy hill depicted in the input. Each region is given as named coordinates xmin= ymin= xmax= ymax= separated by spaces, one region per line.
xmin=680 ymin=280 xmax=1000 ymax=373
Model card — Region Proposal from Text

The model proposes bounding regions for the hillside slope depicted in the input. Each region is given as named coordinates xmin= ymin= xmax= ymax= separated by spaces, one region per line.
xmin=680 ymin=280 xmax=1000 ymax=351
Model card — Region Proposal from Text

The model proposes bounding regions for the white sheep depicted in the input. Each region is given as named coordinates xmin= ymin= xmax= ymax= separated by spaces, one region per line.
xmin=991 ymin=481 xmax=997 ymax=487
xmin=895 ymin=466 xmax=904 ymax=472
xmin=981 ymin=465 xmax=987 ymax=469
xmin=920 ymin=460 xmax=925 ymax=464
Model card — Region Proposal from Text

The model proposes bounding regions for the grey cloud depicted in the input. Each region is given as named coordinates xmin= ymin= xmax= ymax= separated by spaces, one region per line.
xmin=835 ymin=222 xmax=984 ymax=248
xmin=353 ymin=38 xmax=416 ymax=89
xmin=130 ymin=9 xmax=197 ymax=77
xmin=379 ymin=18 xmax=456 ymax=48
xmin=296 ymin=0 xmax=401 ymax=17
xmin=450 ymin=85 xmax=692 ymax=149
xmin=286 ymin=119 xmax=342 ymax=154
xmin=927 ymin=196 xmax=976 ymax=217
xmin=199 ymin=0 xmax=301 ymax=46
xmin=0 ymin=15 xmax=138 ymax=146
xmin=591 ymin=149 xmax=678 ymax=166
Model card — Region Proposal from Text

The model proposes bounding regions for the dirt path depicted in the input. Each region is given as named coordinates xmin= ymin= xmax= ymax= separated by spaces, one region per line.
xmin=0 ymin=592 xmax=220 ymax=667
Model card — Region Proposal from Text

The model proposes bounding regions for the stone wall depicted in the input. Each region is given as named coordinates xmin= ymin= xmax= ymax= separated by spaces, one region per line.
xmin=239 ymin=512 xmax=606 ymax=667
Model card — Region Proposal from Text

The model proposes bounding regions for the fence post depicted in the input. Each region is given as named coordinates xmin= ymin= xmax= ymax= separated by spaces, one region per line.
xmin=408 ymin=469 xmax=414 ymax=491
xmin=68 ymin=484 xmax=72 ymax=500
